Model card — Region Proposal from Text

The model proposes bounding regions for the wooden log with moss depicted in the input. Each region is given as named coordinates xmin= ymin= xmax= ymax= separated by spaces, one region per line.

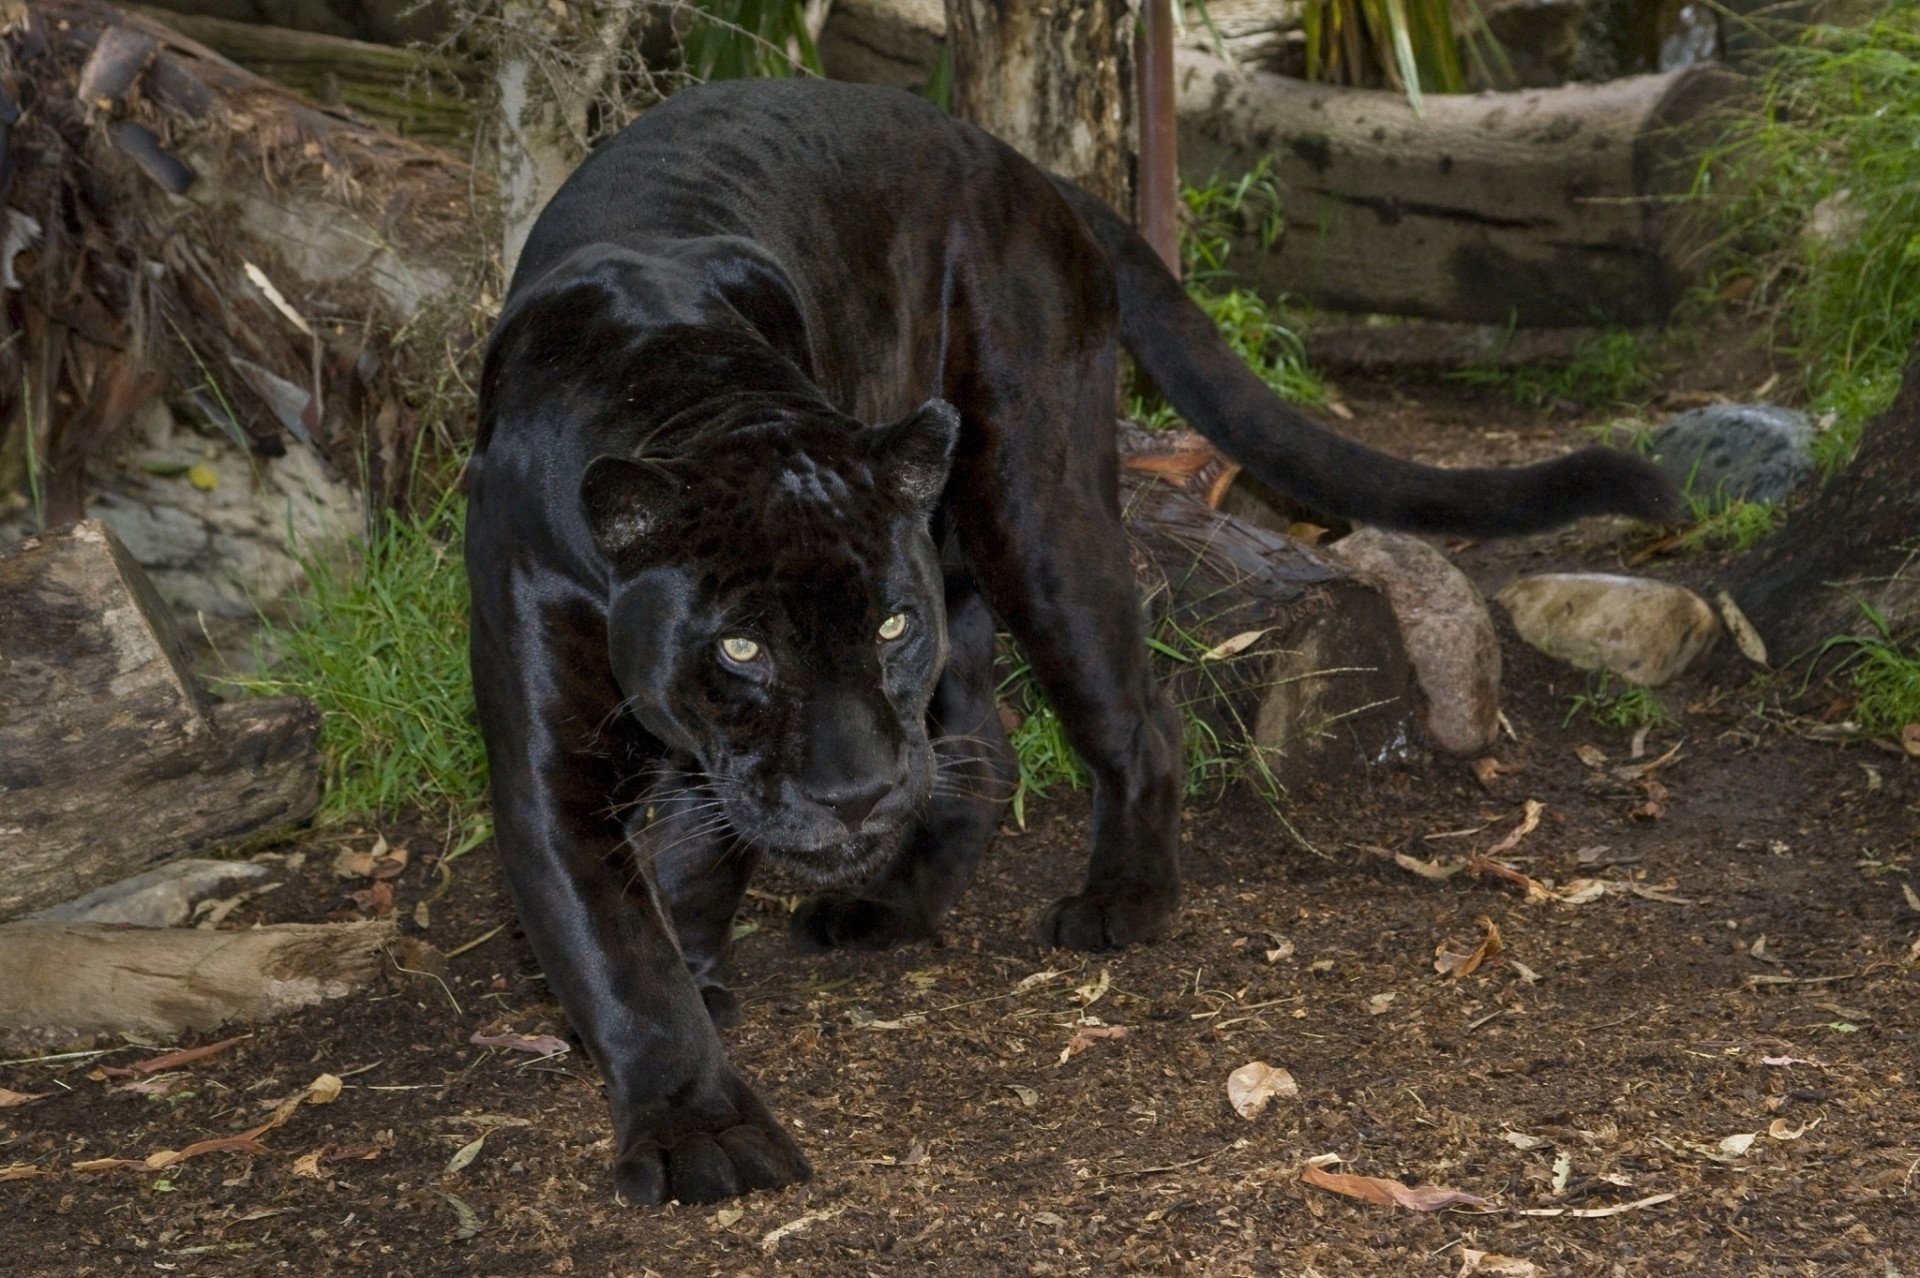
xmin=0 ymin=521 xmax=320 ymax=919
xmin=1175 ymin=53 xmax=1743 ymax=327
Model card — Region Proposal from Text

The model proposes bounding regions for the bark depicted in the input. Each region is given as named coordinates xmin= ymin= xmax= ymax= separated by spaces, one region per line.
xmin=944 ymin=0 xmax=1136 ymax=214
xmin=1730 ymin=342 xmax=1920 ymax=666
xmin=1174 ymin=54 xmax=1743 ymax=326
xmin=1118 ymin=430 xmax=1419 ymax=785
xmin=1 ymin=0 xmax=483 ymax=513
xmin=0 ymin=920 xmax=400 ymax=1040
xmin=0 ymin=521 xmax=320 ymax=919
xmin=124 ymin=5 xmax=481 ymax=150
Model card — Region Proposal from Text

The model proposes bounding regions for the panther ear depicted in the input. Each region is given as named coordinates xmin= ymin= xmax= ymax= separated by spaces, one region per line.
xmin=868 ymin=398 xmax=961 ymax=513
xmin=581 ymin=455 xmax=684 ymax=562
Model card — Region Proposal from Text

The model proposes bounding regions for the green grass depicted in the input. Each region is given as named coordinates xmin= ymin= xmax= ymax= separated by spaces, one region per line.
xmin=228 ymin=488 xmax=486 ymax=824
xmin=1706 ymin=5 xmax=1920 ymax=471
xmin=1561 ymin=671 xmax=1671 ymax=731
xmin=1131 ymin=164 xmax=1324 ymax=429
xmin=1450 ymin=329 xmax=1668 ymax=411
xmin=1676 ymin=497 xmax=1783 ymax=554
xmin=1818 ymin=602 xmax=1920 ymax=736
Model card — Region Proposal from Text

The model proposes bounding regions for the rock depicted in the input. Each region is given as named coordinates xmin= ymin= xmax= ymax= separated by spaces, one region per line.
xmin=0 ymin=399 xmax=363 ymax=627
xmin=1323 ymin=529 xmax=1501 ymax=757
xmin=1496 ymin=573 xmax=1720 ymax=686
xmin=23 ymin=859 xmax=275 ymax=928
xmin=1650 ymin=403 xmax=1815 ymax=508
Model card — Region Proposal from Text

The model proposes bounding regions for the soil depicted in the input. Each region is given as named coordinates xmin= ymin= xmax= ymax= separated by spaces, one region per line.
xmin=4 ymin=350 xmax=1916 ymax=1278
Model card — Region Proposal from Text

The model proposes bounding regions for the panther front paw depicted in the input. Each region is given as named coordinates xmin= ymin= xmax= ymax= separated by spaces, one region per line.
xmin=788 ymin=891 xmax=932 ymax=951
xmin=611 ymin=1073 xmax=811 ymax=1206
xmin=1034 ymin=888 xmax=1176 ymax=951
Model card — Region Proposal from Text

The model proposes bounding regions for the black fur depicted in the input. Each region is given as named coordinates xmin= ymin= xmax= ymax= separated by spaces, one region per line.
xmin=466 ymin=78 xmax=1680 ymax=1207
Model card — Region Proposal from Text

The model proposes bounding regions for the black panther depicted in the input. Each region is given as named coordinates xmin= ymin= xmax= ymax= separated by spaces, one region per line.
xmin=466 ymin=77 xmax=1679 ymax=1206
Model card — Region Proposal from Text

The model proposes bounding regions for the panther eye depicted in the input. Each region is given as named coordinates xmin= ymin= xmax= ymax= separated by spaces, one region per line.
xmin=877 ymin=613 xmax=909 ymax=642
xmin=718 ymin=635 xmax=762 ymax=665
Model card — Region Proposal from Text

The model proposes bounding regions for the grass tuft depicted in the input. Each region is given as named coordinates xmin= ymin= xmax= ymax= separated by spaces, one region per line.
xmin=1561 ymin=672 xmax=1671 ymax=731
xmin=1817 ymin=602 xmax=1920 ymax=736
xmin=1706 ymin=5 xmax=1920 ymax=471
xmin=228 ymin=489 xmax=486 ymax=824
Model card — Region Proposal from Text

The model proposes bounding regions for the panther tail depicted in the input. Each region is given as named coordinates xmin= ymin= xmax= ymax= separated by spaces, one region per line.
xmin=1050 ymin=178 xmax=1683 ymax=538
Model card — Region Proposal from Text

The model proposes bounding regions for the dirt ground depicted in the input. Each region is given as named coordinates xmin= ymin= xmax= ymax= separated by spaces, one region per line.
xmin=4 ymin=355 xmax=1916 ymax=1277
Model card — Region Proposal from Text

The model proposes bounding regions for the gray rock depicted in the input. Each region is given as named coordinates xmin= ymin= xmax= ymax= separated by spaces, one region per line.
xmin=1651 ymin=403 xmax=1815 ymax=508
xmin=1324 ymin=529 xmax=1501 ymax=756
xmin=24 ymin=858 xmax=275 ymax=928
xmin=1496 ymin=573 xmax=1720 ymax=686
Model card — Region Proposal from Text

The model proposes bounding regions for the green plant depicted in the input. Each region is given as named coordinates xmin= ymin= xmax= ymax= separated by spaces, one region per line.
xmin=1561 ymin=671 xmax=1671 ymax=730
xmin=1706 ymin=6 xmax=1920 ymax=471
xmin=1677 ymin=496 xmax=1783 ymax=554
xmin=1303 ymin=0 xmax=1471 ymax=113
xmin=1451 ymin=330 xmax=1668 ymax=410
xmin=683 ymin=0 xmax=824 ymax=81
xmin=228 ymin=487 xmax=486 ymax=823
xmin=1818 ymin=601 xmax=1920 ymax=736
xmin=994 ymin=649 xmax=1085 ymax=828
xmin=1131 ymin=167 xmax=1324 ymax=428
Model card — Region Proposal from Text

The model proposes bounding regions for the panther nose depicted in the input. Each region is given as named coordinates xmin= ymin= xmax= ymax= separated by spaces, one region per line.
xmin=809 ymin=778 xmax=892 ymax=832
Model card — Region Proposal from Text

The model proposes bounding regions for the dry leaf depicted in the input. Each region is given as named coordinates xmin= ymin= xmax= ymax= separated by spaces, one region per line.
xmin=1058 ymin=1025 xmax=1127 ymax=1065
xmin=1483 ymin=800 xmax=1544 ymax=856
xmin=1471 ymin=756 xmax=1515 ymax=788
xmin=1366 ymin=993 xmax=1397 ymax=1016
xmin=1716 ymin=590 xmax=1769 ymax=666
xmin=1718 ymin=1132 xmax=1758 ymax=1157
xmin=1300 ymin=1162 xmax=1490 ymax=1212
xmin=350 ymin=880 xmax=397 ymax=918
xmin=1458 ymin=1250 xmax=1542 ymax=1278
xmin=0 ymin=1087 xmax=50 ymax=1107
xmin=291 ymin=1150 xmax=327 ymax=1179
xmin=1574 ymin=744 xmax=1609 ymax=769
xmin=306 ymin=1074 xmax=343 ymax=1105
xmin=1631 ymin=778 xmax=1669 ymax=821
xmin=1434 ymin=917 xmax=1504 ymax=979
xmin=1200 ymin=628 xmax=1276 ymax=661
xmin=469 ymin=1029 xmax=570 ymax=1058
xmin=1226 ymin=1061 xmax=1298 ymax=1119
xmin=1767 ymin=1118 xmax=1818 ymax=1140
xmin=1395 ymin=852 xmax=1464 ymax=881
xmin=1264 ymin=940 xmax=1295 ymax=962
xmin=447 ymin=1134 xmax=486 ymax=1174
xmin=1008 ymin=1085 xmax=1039 ymax=1108
xmin=94 ymin=1033 xmax=252 ymax=1078
xmin=0 ymin=1164 xmax=52 ymax=1181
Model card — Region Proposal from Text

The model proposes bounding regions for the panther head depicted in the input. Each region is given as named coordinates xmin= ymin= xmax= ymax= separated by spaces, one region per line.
xmin=581 ymin=399 xmax=960 ymax=885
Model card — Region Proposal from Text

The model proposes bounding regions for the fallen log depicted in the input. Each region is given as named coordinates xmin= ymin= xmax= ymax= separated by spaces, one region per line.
xmin=1118 ymin=433 xmax=1421 ymax=786
xmin=0 ymin=521 xmax=320 ymax=919
xmin=818 ymin=0 xmax=1742 ymax=327
xmin=1175 ymin=53 xmax=1743 ymax=326
xmin=0 ymin=920 xmax=398 ymax=1040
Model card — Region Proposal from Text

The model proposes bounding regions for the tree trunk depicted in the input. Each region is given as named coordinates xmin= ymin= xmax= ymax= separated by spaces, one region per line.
xmin=944 ymin=0 xmax=1136 ymax=214
xmin=0 ymin=921 xmax=400 ymax=1042
xmin=1174 ymin=54 xmax=1743 ymax=326
xmin=1731 ymin=343 xmax=1920 ymax=666
xmin=0 ymin=522 xmax=320 ymax=920
xmin=1117 ymin=431 xmax=1420 ymax=785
